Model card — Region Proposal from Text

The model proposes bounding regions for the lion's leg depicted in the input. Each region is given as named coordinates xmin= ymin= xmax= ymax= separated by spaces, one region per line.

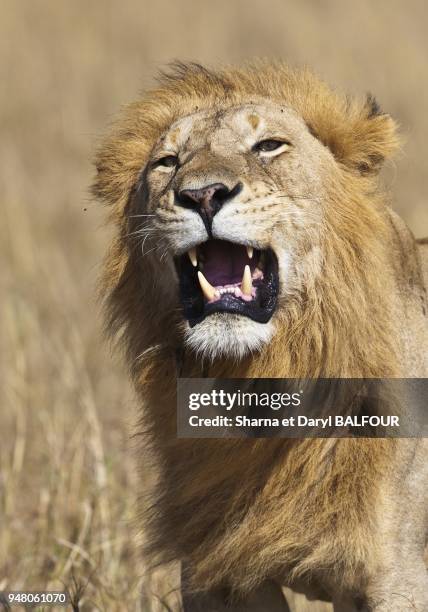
xmin=181 ymin=567 xmax=290 ymax=611
xmin=363 ymin=561 xmax=428 ymax=611
xmin=331 ymin=562 xmax=428 ymax=612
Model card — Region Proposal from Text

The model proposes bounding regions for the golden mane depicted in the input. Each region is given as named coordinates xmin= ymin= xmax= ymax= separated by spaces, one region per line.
xmin=92 ymin=62 xmax=416 ymax=599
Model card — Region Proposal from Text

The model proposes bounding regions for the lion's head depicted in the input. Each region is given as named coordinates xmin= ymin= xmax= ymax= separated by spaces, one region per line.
xmin=94 ymin=61 xmax=400 ymax=374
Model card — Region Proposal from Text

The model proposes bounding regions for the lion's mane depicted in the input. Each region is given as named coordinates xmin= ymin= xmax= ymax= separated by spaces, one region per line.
xmin=92 ymin=62 xmax=419 ymax=596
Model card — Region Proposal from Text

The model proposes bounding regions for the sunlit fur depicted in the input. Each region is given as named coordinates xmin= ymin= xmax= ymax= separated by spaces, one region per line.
xmin=184 ymin=314 xmax=275 ymax=362
xmin=93 ymin=62 xmax=428 ymax=606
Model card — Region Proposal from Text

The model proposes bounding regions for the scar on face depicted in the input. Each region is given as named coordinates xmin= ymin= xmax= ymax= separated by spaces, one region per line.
xmin=247 ymin=114 xmax=260 ymax=130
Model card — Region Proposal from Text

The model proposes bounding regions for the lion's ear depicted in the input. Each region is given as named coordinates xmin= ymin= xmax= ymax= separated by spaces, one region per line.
xmin=339 ymin=94 xmax=400 ymax=175
xmin=353 ymin=95 xmax=400 ymax=175
xmin=313 ymin=93 xmax=400 ymax=176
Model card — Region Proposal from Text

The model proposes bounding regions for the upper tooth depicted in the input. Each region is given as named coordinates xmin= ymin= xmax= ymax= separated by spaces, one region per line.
xmin=241 ymin=265 xmax=253 ymax=296
xmin=198 ymin=271 xmax=217 ymax=301
xmin=188 ymin=247 xmax=198 ymax=267
xmin=247 ymin=246 xmax=253 ymax=259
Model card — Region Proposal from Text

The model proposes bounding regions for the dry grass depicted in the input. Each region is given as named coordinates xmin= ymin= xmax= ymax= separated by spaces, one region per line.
xmin=1 ymin=1 xmax=427 ymax=610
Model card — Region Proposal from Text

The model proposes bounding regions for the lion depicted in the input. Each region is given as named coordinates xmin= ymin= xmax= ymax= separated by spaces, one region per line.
xmin=93 ymin=61 xmax=428 ymax=611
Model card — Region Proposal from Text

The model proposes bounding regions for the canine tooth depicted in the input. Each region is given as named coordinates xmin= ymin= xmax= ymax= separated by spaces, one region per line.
xmin=188 ymin=247 xmax=197 ymax=267
xmin=247 ymin=246 xmax=254 ymax=259
xmin=198 ymin=271 xmax=217 ymax=301
xmin=241 ymin=265 xmax=253 ymax=296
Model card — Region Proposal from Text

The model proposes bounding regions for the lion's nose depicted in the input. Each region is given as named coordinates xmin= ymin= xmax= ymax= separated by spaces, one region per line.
xmin=176 ymin=182 xmax=242 ymax=232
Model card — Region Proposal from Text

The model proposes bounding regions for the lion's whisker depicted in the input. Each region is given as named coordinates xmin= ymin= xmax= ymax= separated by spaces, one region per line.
xmin=128 ymin=213 xmax=157 ymax=218
xmin=126 ymin=228 xmax=157 ymax=240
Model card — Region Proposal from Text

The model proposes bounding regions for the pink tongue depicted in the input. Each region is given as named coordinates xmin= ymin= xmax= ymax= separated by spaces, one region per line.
xmin=202 ymin=240 xmax=249 ymax=286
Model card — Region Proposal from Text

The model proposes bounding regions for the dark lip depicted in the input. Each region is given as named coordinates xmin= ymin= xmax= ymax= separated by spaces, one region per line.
xmin=175 ymin=240 xmax=279 ymax=327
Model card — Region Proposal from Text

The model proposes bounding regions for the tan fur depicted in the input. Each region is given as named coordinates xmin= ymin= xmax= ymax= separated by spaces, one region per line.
xmin=93 ymin=61 xmax=428 ymax=609
xmin=248 ymin=113 xmax=260 ymax=130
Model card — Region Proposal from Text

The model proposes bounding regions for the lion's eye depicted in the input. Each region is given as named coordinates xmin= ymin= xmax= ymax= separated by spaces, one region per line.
xmin=154 ymin=155 xmax=179 ymax=169
xmin=253 ymin=139 xmax=290 ymax=153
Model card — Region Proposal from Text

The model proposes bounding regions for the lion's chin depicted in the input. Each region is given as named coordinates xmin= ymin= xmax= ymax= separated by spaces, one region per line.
xmin=183 ymin=313 xmax=275 ymax=362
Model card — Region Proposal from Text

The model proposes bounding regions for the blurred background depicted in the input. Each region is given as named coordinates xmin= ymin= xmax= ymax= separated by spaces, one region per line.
xmin=1 ymin=1 xmax=427 ymax=610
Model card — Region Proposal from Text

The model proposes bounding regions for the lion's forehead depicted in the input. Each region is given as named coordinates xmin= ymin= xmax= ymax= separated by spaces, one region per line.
xmin=161 ymin=102 xmax=304 ymax=152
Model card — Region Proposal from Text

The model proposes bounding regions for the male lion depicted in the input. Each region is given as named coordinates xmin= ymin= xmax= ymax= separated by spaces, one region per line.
xmin=93 ymin=62 xmax=428 ymax=611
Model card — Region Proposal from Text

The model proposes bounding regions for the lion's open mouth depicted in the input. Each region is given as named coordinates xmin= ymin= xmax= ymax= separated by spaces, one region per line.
xmin=175 ymin=239 xmax=279 ymax=326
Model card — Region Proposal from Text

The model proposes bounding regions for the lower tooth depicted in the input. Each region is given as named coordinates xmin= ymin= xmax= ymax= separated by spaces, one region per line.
xmin=198 ymin=271 xmax=217 ymax=301
xmin=241 ymin=265 xmax=253 ymax=296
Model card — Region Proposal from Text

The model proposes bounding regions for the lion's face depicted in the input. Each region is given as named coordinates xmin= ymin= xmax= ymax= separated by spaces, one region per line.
xmin=142 ymin=101 xmax=333 ymax=359
xmin=95 ymin=62 xmax=399 ymax=373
